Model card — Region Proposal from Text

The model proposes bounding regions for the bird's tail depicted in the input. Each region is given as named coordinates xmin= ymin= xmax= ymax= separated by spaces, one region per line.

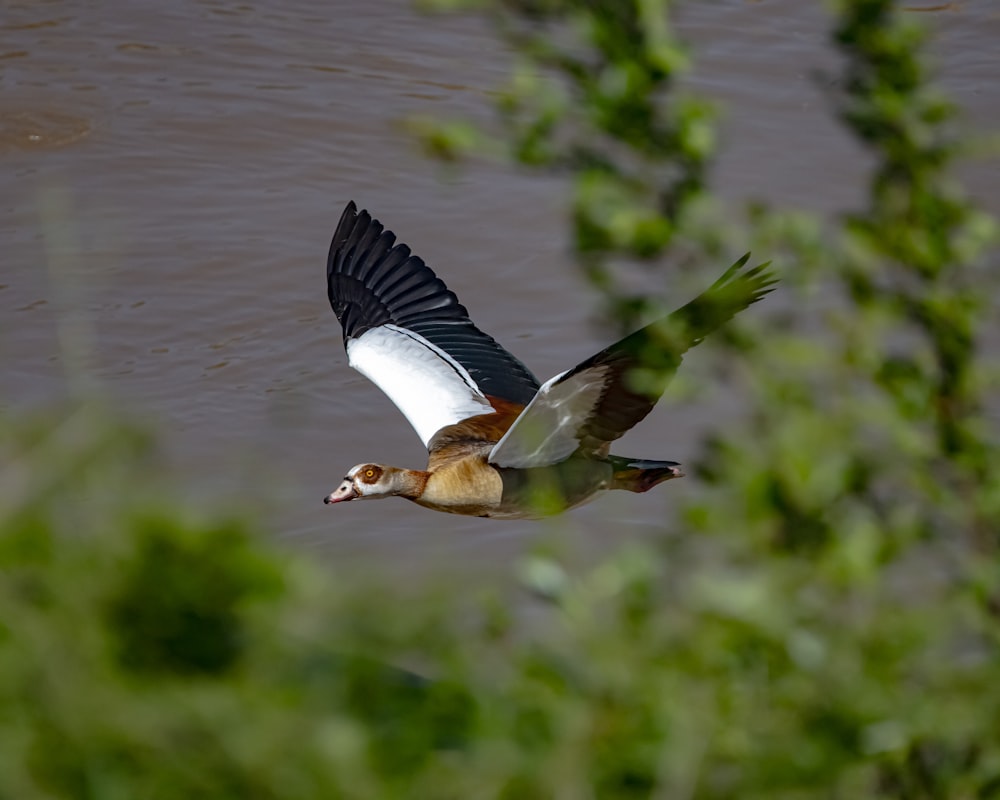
xmin=610 ymin=457 xmax=685 ymax=493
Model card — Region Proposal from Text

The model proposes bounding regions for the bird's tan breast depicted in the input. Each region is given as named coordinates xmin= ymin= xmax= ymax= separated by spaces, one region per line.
xmin=416 ymin=456 xmax=504 ymax=517
xmin=418 ymin=403 xmax=527 ymax=517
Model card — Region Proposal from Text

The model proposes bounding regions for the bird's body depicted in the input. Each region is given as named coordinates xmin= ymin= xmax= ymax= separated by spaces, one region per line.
xmin=323 ymin=202 xmax=774 ymax=519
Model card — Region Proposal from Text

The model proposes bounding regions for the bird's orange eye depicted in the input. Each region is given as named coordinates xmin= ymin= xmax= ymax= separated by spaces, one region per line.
xmin=365 ymin=468 xmax=375 ymax=478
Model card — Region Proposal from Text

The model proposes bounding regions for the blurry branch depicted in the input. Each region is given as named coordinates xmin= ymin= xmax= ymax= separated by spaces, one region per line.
xmin=408 ymin=2 xmax=1000 ymax=792
xmin=834 ymin=0 xmax=997 ymax=471
xmin=416 ymin=0 xmax=722 ymax=331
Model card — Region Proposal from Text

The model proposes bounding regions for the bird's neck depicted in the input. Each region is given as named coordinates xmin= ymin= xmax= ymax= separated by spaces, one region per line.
xmin=386 ymin=467 xmax=431 ymax=500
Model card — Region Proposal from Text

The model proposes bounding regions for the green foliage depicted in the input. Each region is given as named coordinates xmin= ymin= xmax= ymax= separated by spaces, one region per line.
xmin=3 ymin=0 xmax=999 ymax=797
xmin=438 ymin=0 xmax=1000 ymax=795
xmin=107 ymin=514 xmax=282 ymax=676
xmin=421 ymin=0 xmax=722 ymax=330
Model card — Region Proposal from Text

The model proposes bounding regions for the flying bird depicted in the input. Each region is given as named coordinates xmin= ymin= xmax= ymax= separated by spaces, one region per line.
xmin=323 ymin=202 xmax=774 ymax=519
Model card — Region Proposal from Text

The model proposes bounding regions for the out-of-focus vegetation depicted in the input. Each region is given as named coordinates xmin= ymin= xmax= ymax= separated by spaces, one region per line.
xmin=4 ymin=0 xmax=999 ymax=796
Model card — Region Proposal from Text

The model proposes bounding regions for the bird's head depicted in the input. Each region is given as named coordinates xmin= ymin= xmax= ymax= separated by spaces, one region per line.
xmin=324 ymin=463 xmax=398 ymax=505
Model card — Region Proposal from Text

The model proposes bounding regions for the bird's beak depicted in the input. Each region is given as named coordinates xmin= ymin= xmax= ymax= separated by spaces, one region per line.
xmin=324 ymin=479 xmax=358 ymax=505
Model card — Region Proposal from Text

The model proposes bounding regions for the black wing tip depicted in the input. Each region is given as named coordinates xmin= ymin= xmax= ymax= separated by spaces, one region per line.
xmin=715 ymin=251 xmax=778 ymax=305
xmin=328 ymin=202 xmax=367 ymax=281
xmin=337 ymin=200 xmax=359 ymax=228
xmin=326 ymin=202 xmax=476 ymax=334
xmin=331 ymin=201 xmax=360 ymax=245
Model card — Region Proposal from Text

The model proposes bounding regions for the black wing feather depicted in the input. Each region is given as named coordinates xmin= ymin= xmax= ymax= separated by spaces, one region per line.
xmin=327 ymin=202 xmax=541 ymax=406
xmin=561 ymin=253 xmax=777 ymax=451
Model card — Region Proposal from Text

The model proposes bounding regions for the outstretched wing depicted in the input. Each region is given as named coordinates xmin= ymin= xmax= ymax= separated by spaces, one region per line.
xmin=327 ymin=202 xmax=541 ymax=448
xmin=489 ymin=254 xmax=776 ymax=469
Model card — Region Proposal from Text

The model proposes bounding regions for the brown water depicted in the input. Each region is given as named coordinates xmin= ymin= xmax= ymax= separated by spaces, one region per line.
xmin=3 ymin=1 xmax=998 ymax=575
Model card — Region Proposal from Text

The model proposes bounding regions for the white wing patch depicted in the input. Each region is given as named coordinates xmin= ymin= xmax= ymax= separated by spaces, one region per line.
xmin=347 ymin=324 xmax=494 ymax=448
xmin=488 ymin=366 xmax=609 ymax=469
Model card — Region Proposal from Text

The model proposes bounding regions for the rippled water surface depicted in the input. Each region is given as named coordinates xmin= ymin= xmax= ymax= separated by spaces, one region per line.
xmin=3 ymin=1 xmax=998 ymax=575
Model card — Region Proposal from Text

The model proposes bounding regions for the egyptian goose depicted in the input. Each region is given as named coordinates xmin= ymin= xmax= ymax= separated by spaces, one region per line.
xmin=323 ymin=202 xmax=775 ymax=519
